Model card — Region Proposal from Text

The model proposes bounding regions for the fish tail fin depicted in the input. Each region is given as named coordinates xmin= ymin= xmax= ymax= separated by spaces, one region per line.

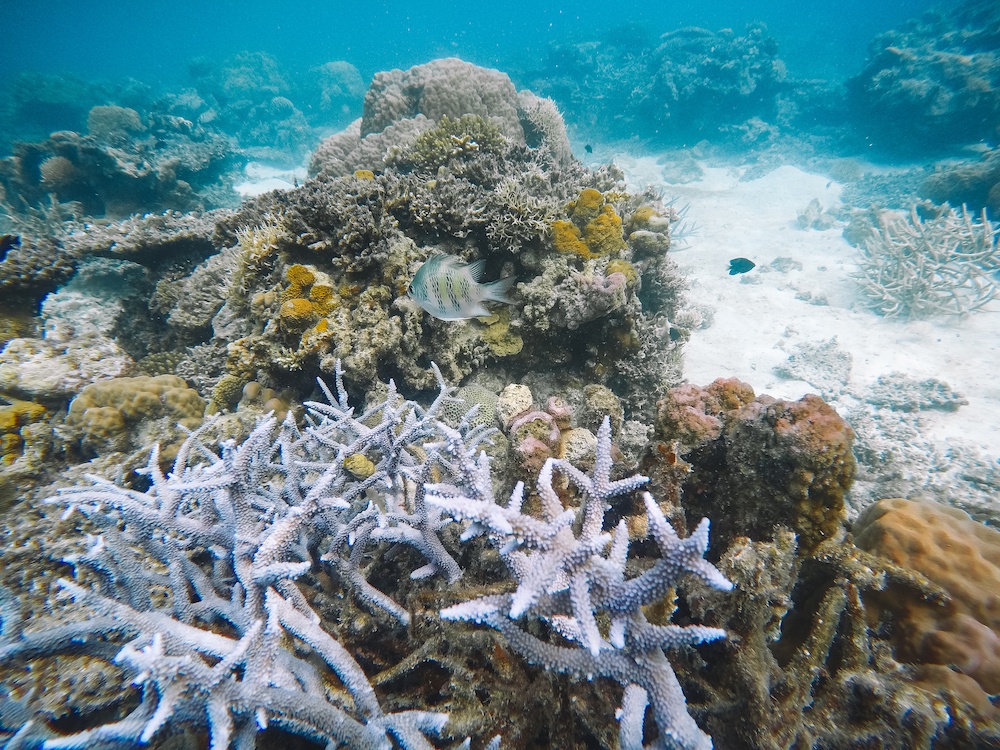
xmin=483 ymin=275 xmax=517 ymax=305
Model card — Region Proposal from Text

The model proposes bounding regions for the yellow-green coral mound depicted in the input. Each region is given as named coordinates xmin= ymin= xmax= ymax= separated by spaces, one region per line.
xmin=67 ymin=375 xmax=205 ymax=456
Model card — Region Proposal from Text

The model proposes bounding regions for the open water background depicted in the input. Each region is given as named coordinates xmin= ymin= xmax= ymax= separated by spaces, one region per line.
xmin=2 ymin=0 xmax=955 ymax=87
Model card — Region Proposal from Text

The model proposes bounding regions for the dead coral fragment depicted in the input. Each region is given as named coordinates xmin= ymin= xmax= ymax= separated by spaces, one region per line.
xmin=854 ymin=204 xmax=1000 ymax=318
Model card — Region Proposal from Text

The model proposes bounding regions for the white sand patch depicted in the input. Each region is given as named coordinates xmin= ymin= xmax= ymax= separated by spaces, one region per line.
xmin=234 ymin=162 xmax=308 ymax=197
xmin=619 ymin=155 xmax=1000 ymax=515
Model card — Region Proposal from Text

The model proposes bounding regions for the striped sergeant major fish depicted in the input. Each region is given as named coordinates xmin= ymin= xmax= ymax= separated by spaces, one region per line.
xmin=407 ymin=254 xmax=516 ymax=320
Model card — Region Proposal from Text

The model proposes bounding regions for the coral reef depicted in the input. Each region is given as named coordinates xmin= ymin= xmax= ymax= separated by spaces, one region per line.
xmin=0 ymin=112 xmax=242 ymax=220
xmin=638 ymin=380 xmax=1000 ymax=748
xmin=921 ymin=148 xmax=1000 ymax=216
xmin=209 ymin=61 xmax=685 ymax=418
xmin=528 ymin=23 xmax=789 ymax=146
xmin=0 ymin=365 xmax=733 ymax=750
xmin=848 ymin=0 xmax=1000 ymax=151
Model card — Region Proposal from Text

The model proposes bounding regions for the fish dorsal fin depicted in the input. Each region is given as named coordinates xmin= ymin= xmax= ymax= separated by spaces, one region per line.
xmin=465 ymin=258 xmax=487 ymax=282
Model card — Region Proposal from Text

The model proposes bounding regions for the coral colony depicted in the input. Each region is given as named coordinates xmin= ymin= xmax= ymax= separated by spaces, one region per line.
xmin=0 ymin=363 xmax=730 ymax=750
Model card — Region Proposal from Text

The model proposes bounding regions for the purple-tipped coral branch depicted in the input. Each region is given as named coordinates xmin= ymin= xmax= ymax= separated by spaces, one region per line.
xmin=0 ymin=361 xmax=499 ymax=749
xmin=431 ymin=417 xmax=732 ymax=750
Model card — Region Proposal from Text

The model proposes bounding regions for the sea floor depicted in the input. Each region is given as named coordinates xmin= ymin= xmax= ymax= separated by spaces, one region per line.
xmin=613 ymin=153 xmax=1000 ymax=519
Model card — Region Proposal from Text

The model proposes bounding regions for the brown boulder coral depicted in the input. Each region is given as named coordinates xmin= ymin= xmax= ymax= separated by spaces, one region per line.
xmin=855 ymin=497 xmax=1000 ymax=698
xmin=650 ymin=380 xmax=855 ymax=556
xmin=66 ymin=374 xmax=205 ymax=460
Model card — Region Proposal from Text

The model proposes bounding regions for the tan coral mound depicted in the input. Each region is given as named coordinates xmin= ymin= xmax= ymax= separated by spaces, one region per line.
xmin=67 ymin=374 xmax=204 ymax=456
xmin=855 ymin=497 xmax=1000 ymax=695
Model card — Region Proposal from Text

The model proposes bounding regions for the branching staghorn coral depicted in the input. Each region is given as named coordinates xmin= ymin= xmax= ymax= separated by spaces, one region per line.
xmin=0 ymin=366 xmax=729 ymax=749
xmin=854 ymin=204 xmax=1000 ymax=318
xmin=428 ymin=418 xmax=733 ymax=750
xmin=0 ymin=362 xmax=491 ymax=749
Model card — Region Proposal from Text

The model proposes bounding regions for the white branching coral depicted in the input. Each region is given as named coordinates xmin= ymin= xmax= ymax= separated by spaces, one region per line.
xmin=0 ymin=368 xmax=730 ymax=750
xmin=429 ymin=417 xmax=733 ymax=750
xmin=0 ymin=362 xmax=487 ymax=749
xmin=854 ymin=204 xmax=1000 ymax=318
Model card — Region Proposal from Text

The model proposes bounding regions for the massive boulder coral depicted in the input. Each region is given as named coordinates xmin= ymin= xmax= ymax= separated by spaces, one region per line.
xmin=312 ymin=58 xmax=574 ymax=179
xmin=65 ymin=374 xmax=205 ymax=458
xmin=855 ymin=498 xmax=1000 ymax=699
xmin=212 ymin=60 xmax=685 ymax=418
xmin=362 ymin=57 xmax=524 ymax=139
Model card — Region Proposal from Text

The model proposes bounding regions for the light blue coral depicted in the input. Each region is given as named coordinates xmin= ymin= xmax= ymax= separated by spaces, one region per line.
xmin=0 ymin=367 xmax=728 ymax=750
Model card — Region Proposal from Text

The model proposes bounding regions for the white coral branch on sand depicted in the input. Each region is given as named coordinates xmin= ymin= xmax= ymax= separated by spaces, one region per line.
xmin=854 ymin=204 xmax=1000 ymax=318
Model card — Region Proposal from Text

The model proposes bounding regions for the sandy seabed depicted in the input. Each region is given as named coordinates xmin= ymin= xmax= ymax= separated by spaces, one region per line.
xmin=618 ymin=155 xmax=1000 ymax=512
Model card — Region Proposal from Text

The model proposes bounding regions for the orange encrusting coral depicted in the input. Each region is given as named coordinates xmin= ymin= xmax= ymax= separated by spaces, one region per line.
xmin=551 ymin=189 xmax=627 ymax=259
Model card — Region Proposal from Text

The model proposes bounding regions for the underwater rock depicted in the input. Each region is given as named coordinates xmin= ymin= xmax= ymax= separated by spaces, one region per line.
xmin=651 ymin=380 xmax=855 ymax=557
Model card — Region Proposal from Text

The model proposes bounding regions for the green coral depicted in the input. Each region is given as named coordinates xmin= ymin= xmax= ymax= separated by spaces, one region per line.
xmin=481 ymin=309 xmax=524 ymax=357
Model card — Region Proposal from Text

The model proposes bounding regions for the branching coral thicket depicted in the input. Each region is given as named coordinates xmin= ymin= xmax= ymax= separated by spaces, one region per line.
xmin=0 ymin=365 xmax=478 ymax=748
xmin=0 ymin=366 xmax=730 ymax=750
xmin=854 ymin=204 xmax=1000 ymax=318
xmin=431 ymin=418 xmax=733 ymax=750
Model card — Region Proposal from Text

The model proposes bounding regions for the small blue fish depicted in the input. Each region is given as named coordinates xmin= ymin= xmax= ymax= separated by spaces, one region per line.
xmin=407 ymin=254 xmax=516 ymax=320
xmin=728 ymin=257 xmax=755 ymax=275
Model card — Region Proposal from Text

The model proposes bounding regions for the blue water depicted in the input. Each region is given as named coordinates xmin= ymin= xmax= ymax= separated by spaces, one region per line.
xmin=2 ymin=0 xmax=950 ymax=86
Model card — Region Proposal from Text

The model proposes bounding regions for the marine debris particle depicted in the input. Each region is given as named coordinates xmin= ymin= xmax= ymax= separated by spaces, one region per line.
xmin=407 ymin=253 xmax=516 ymax=320
xmin=0 ymin=235 xmax=19 ymax=260
xmin=729 ymin=257 xmax=756 ymax=275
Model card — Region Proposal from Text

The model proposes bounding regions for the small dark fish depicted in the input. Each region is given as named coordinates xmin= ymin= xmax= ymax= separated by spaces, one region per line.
xmin=584 ymin=144 xmax=593 ymax=154
xmin=728 ymin=257 xmax=755 ymax=275
xmin=0 ymin=234 xmax=20 ymax=259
